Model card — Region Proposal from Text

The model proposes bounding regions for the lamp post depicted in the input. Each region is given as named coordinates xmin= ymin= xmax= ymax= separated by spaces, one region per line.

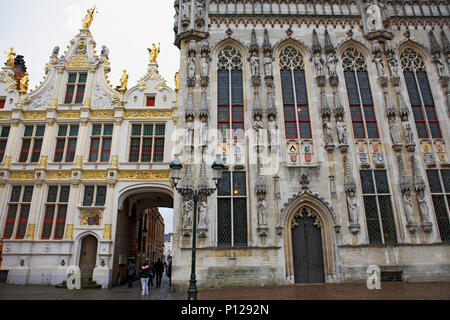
xmin=170 ymin=154 xmax=224 ymax=300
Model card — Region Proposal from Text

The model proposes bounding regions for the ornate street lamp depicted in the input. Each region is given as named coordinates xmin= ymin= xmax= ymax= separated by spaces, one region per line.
xmin=170 ymin=154 xmax=224 ymax=300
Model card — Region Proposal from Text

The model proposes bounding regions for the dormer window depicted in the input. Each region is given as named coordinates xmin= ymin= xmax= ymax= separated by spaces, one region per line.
xmin=64 ymin=72 xmax=87 ymax=104
xmin=146 ymin=96 xmax=156 ymax=107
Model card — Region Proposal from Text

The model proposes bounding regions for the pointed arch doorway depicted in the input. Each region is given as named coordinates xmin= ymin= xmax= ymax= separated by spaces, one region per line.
xmin=291 ymin=207 xmax=325 ymax=283
xmin=79 ymin=235 xmax=98 ymax=277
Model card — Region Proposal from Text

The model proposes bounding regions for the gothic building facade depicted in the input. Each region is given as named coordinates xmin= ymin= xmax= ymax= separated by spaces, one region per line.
xmin=171 ymin=0 xmax=450 ymax=287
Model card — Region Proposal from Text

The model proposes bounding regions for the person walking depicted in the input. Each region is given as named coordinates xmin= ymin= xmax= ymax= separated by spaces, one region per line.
xmin=167 ymin=258 xmax=172 ymax=287
xmin=140 ymin=260 xmax=151 ymax=296
xmin=127 ymin=260 xmax=137 ymax=288
xmin=154 ymin=258 xmax=164 ymax=288
xmin=148 ymin=261 xmax=155 ymax=287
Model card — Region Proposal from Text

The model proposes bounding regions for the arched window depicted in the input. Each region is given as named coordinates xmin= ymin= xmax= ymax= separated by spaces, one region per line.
xmin=400 ymin=48 xmax=442 ymax=139
xmin=217 ymin=46 xmax=244 ymax=141
xmin=279 ymin=46 xmax=311 ymax=140
xmin=342 ymin=48 xmax=378 ymax=139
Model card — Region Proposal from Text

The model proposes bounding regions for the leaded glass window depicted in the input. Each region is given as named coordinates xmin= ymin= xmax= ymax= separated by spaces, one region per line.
xmin=217 ymin=46 xmax=244 ymax=141
xmin=400 ymin=48 xmax=442 ymax=139
xmin=342 ymin=48 xmax=379 ymax=139
xmin=3 ymin=185 xmax=34 ymax=239
xmin=426 ymin=170 xmax=450 ymax=242
xmin=279 ymin=46 xmax=311 ymax=140
xmin=42 ymin=185 xmax=70 ymax=240
xmin=83 ymin=185 xmax=107 ymax=207
xmin=360 ymin=170 xmax=397 ymax=244
xmin=217 ymin=171 xmax=247 ymax=246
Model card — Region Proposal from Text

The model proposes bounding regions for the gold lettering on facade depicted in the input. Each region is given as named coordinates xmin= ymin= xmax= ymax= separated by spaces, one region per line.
xmin=66 ymin=56 xmax=89 ymax=69
xmin=118 ymin=169 xmax=170 ymax=180
xmin=124 ymin=110 xmax=173 ymax=119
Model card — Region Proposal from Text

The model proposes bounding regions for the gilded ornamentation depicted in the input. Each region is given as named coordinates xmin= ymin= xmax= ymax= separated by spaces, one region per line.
xmin=103 ymin=224 xmax=112 ymax=238
xmin=174 ymin=71 xmax=180 ymax=90
xmin=82 ymin=6 xmax=96 ymax=29
xmin=2 ymin=156 xmax=11 ymax=168
xmin=119 ymin=70 xmax=128 ymax=90
xmin=47 ymin=170 xmax=71 ymax=180
xmin=83 ymin=170 xmax=108 ymax=180
xmin=148 ymin=43 xmax=160 ymax=64
xmin=111 ymin=155 xmax=119 ymax=168
xmin=21 ymin=111 xmax=47 ymax=120
xmin=4 ymin=48 xmax=16 ymax=67
xmin=154 ymin=79 xmax=167 ymax=91
xmin=19 ymin=72 xmax=29 ymax=92
xmin=124 ymin=110 xmax=173 ymax=119
xmin=82 ymin=211 xmax=101 ymax=226
xmin=56 ymin=110 xmax=81 ymax=119
xmin=74 ymin=156 xmax=83 ymax=168
xmin=10 ymin=171 xmax=35 ymax=180
xmin=39 ymin=156 xmax=48 ymax=168
xmin=90 ymin=110 xmax=115 ymax=119
xmin=66 ymin=56 xmax=89 ymax=69
xmin=0 ymin=112 xmax=12 ymax=120
xmin=118 ymin=169 xmax=170 ymax=180
xmin=65 ymin=224 xmax=74 ymax=238
xmin=26 ymin=224 xmax=36 ymax=238
xmin=76 ymin=39 xmax=87 ymax=55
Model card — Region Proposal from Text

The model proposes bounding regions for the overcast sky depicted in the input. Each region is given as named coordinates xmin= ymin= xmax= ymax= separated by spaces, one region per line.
xmin=0 ymin=1 xmax=177 ymax=233
xmin=0 ymin=0 xmax=180 ymax=91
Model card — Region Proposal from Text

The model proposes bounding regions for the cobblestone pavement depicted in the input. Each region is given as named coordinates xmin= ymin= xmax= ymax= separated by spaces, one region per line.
xmin=198 ymin=282 xmax=450 ymax=300
xmin=0 ymin=279 xmax=449 ymax=300
xmin=0 ymin=273 xmax=185 ymax=300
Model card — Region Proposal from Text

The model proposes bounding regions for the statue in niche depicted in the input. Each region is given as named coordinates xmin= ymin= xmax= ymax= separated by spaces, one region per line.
xmin=188 ymin=54 xmax=196 ymax=79
xmin=196 ymin=2 xmax=205 ymax=22
xmin=312 ymin=52 xmax=324 ymax=77
xmin=257 ymin=195 xmax=267 ymax=226
xmin=327 ymin=52 xmax=338 ymax=77
xmin=389 ymin=118 xmax=402 ymax=145
xmin=198 ymin=199 xmax=208 ymax=227
xmin=433 ymin=53 xmax=446 ymax=77
xmin=182 ymin=0 xmax=191 ymax=20
xmin=253 ymin=114 xmax=264 ymax=146
xmin=323 ymin=120 xmax=333 ymax=145
xmin=268 ymin=114 xmax=278 ymax=146
xmin=200 ymin=117 xmax=208 ymax=147
xmin=263 ymin=54 xmax=273 ymax=77
xmin=200 ymin=55 xmax=209 ymax=78
xmin=182 ymin=197 xmax=193 ymax=228
xmin=403 ymin=191 xmax=415 ymax=222
xmin=366 ymin=4 xmax=383 ymax=32
xmin=374 ymin=54 xmax=386 ymax=77
xmin=186 ymin=115 xmax=194 ymax=146
xmin=387 ymin=54 xmax=399 ymax=77
xmin=402 ymin=121 xmax=414 ymax=145
xmin=417 ymin=189 xmax=431 ymax=222
xmin=250 ymin=54 xmax=260 ymax=77
xmin=346 ymin=191 xmax=358 ymax=224
xmin=337 ymin=120 xmax=348 ymax=145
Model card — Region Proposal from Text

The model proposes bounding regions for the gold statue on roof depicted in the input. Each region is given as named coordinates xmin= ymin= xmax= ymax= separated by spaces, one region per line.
xmin=174 ymin=71 xmax=180 ymax=91
xmin=82 ymin=6 xmax=97 ymax=29
xmin=4 ymin=47 xmax=16 ymax=68
xmin=19 ymin=72 xmax=29 ymax=92
xmin=148 ymin=43 xmax=160 ymax=65
xmin=119 ymin=70 xmax=128 ymax=90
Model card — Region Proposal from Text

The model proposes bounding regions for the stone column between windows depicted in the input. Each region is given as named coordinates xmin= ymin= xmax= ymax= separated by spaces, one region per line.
xmin=50 ymin=68 xmax=65 ymax=108
xmin=109 ymin=119 xmax=122 ymax=160
xmin=0 ymin=184 xmax=8 ymax=238
xmin=2 ymin=122 xmax=21 ymax=163
xmin=84 ymin=67 xmax=97 ymax=108
xmin=39 ymin=122 xmax=57 ymax=165
xmin=25 ymin=184 xmax=45 ymax=240
xmin=64 ymin=183 xmax=80 ymax=240
xmin=75 ymin=121 xmax=89 ymax=163
xmin=102 ymin=184 xmax=115 ymax=240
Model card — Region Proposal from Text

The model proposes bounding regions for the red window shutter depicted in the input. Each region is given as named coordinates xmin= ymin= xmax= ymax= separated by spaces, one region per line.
xmin=146 ymin=97 xmax=155 ymax=107
xmin=0 ymin=99 xmax=5 ymax=109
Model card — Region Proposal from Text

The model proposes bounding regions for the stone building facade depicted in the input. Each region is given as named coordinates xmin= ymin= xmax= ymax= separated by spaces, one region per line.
xmin=171 ymin=0 xmax=450 ymax=287
xmin=0 ymin=1 xmax=450 ymax=290
xmin=0 ymin=23 xmax=176 ymax=288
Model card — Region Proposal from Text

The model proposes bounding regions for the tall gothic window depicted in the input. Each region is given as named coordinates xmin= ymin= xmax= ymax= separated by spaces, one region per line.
xmin=279 ymin=46 xmax=311 ymax=140
xmin=426 ymin=170 xmax=450 ymax=243
xmin=217 ymin=46 xmax=244 ymax=141
xmin=3 ymin=185 xmax=34 ymax=239
xmin=342 ymin=48 xmax=379 ymax=139
xmin=400 ymin=48 xmax=441 ymax=139
xmin=360 ymin=170 xmax=397 ymax=244
xmin=217 ymin=171 xmax=248 ymax=247
xmin=41 ymin=185 xmax=70 ymax=240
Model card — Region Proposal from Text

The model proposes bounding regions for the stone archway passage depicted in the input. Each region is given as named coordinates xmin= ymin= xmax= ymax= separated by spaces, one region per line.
xmin=79 ymin=235 xmax=98 ymax=276
xmin=291 ymin=208 xmax=325 ymax=284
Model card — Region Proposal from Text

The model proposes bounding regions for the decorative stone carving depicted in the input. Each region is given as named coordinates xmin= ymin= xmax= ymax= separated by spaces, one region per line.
xmin=402 ymin=121 xmax=415 ymax=150
xmin=253 ymin=114 xmax=264 ymax=147
xmin=200 ymin=116 xmax=208 ymax=147
xmin=182 ymin=0 xmax=191 ymax=26
xmin=346 ymin=191 xmax=359 ymax=226
xmin=433 ymin=53 xmax=447 ymax=78
xmin=182 ymin=196 xmax=193 ymax=229
xmin=312 ymin=52 xmax=325 ymax=78
xmin=323 ymin=119 xmax=333 ymax=145
xmin=200 ymin=54 xmax=209 ymax=79
xmin=198 ymin=198 xmax=208 ymax=228
xmin=187 ymin=54 xmax=196 ymax=87
xmin=403 ymin=190 xmax=418 ymax=232
xmin=30 ymin=85 xmax=54 ymax=109
xmin=186 ymin=115 xmax=194 ymax=147
xmin=263 ymin=52 xmax=273 ymax=78
xmin=326 ymin=52 xmax=337 ymax=77
xmin=389 ymin=118 xmax=402 ymax=150
xmin=195 ymin=1 xmax=205 ymax=27
xmin=416 ymin=189 xmax=432 ymax=232
xmin=366 ymin=4 xmax=383 ymax=32
xmin=268 ymin=114 xmax=278 ymax=147
xmin=336 ymin=120 xmax=348 ymax=145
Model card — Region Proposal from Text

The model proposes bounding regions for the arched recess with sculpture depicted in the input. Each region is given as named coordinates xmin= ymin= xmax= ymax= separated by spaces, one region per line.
xmin=280 ymin=190 xmax=340 ymax=283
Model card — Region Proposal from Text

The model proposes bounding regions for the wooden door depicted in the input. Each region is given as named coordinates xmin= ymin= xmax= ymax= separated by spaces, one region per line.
xmin=292 ymin=208 xmax=325 ymax=283
xmin=79 ymin=235 xmax=98 ymax=276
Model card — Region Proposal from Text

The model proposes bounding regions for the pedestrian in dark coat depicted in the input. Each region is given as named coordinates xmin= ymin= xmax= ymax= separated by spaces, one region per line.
xmin=167 ymin=259 xmax=172 ymax=287
xmin=127 ymin=260 xmax=137 ymax=288
xmin=154 ymin=258 xmax=164 ymax=287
